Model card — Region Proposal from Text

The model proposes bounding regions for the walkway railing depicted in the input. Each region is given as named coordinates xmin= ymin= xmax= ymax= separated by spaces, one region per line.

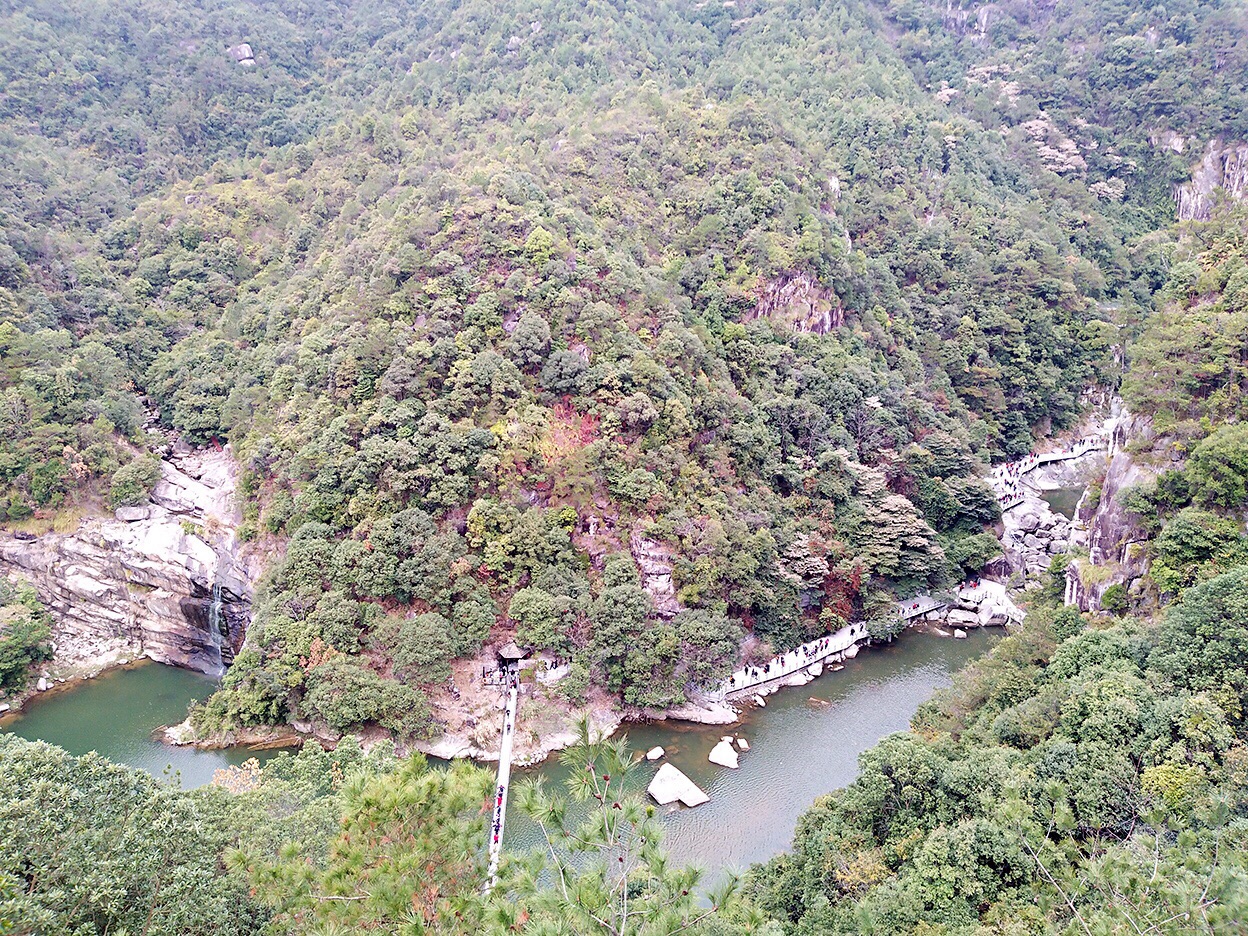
xmin=990 ymin=439 xmax=1100 ymax=512
xmin=722 ymin=622 xmax=867 ymax=697
xmin=485 ymin=685 xmax=518 ymax=889
xmin=896 ymin=595 xmax=946 ymax=621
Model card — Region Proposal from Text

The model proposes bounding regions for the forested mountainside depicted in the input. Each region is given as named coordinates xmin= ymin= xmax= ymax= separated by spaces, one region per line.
xmin=880 ymin=0 xmax=1248 ymax=223
xmin=5 ymin=0 xmax=1248 ymax=933
xmin=0 ymin=0 xmax=1147 ymax=736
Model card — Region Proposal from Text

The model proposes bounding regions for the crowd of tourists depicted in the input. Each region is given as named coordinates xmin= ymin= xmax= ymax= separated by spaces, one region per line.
xmin=727 ymin=623 xmax=865 ymax=691
xmin=991 ymin=436 xmax=1097 ymax=507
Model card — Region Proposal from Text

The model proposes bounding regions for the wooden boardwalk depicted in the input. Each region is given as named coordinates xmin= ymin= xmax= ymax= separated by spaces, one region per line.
xmin=896 ymin=595 xmax=946 ymax=621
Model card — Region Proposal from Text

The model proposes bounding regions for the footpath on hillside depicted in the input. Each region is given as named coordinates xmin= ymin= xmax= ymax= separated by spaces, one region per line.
xmin=990 ymin=438 xmax=1100 ymax=511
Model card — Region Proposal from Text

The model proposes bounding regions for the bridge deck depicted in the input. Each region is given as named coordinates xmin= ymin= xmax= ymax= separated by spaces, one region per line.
xmin=485 ymin=685 xmax=518 ymax=889
xmin=896 ymin=595 xmax=946 ymax=621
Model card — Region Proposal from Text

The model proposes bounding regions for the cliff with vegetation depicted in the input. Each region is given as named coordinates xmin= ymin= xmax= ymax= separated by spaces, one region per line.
xmin=0 ymin=448 xmax=257 ymax=677
xmin=0 ymin=0 xmax=1244 ymax=745
xmin=3 ymin=0 xmax=1248 ymax=932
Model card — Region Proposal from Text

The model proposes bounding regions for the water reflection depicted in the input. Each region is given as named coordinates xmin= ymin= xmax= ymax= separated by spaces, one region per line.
xmin=1 ymin=660 xmax=276 ymax=787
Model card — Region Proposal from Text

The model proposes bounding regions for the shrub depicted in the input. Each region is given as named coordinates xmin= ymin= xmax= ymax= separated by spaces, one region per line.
xmin=108 ymin=456 xmax=163 ymax=508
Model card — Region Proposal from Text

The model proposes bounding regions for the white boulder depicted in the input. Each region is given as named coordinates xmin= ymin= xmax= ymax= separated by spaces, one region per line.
xmin=648 ymin=764 xmax=709 ymax=807
xmin=709 ymin=738 xmax=740 ymax=769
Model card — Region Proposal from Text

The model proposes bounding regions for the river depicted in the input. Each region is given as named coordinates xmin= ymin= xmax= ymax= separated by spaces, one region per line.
xmin=2 ymin=629 xmax=995 ymax=880
xmin=506 ymin=628 xmax=996 ymax=884
xmin=0 ymin=660 xmax=275 ymax=787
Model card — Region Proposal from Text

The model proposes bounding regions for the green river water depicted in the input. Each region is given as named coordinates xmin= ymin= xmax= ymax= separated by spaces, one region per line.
xmin=1041 ymin=486 xmax=1084 ymax=520
xmin=507 ymin=628 xmax=996 ymax=884
xmin=0 ymin=661 xmax=276 ymax=787
xmin=2 ymin=629 xmax=996 ymax=881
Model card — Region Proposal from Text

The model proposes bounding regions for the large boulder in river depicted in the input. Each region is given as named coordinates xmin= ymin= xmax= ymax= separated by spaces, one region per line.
xmin=947 ymin=609 xmax=980 ymax=627
xmin=978 ymin=604 xmax=1010 ymax=627
xmin=648 ymin=764 xmax=708 ymax=807
xmin=709 ymin=738 xmax=740 ymax=769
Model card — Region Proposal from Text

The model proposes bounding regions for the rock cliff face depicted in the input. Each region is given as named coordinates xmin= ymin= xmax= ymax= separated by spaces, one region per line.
xmin=1066 ymin=412 xmax=1158 ymax=612
xmin=1175 ymin=138 xmax=1248 ymax=221
xmin=629 ymin=531 xmax=682 ymax=618
xmin=0 ymin=449 xmax=259 ymax=676
xmin=747 ymin=273 xmax=845 ymax=335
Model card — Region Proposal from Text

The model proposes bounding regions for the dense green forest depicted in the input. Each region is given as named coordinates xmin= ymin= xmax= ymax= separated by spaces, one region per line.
xmin=3 ymin=0 xmax=1248 ymax=932
xmin=1 ymin=0 xmax=1146 ymax=735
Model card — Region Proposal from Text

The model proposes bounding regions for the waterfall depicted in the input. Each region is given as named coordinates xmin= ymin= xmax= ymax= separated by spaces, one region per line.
xmin=206 ymin=584 xmax=225 ymax=676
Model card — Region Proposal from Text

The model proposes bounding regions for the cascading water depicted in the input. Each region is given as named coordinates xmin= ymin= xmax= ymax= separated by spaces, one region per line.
xmin=206 ymin=583 xmax=225 ymax=677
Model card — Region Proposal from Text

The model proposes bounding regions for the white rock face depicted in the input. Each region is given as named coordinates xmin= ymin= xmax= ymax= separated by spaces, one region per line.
xmin=646 ymin=746 xmax=665 ymax=761
xmin=709 ymin=738 xmax=740 ymax=769
xmin=648 ymin=763 xmax=709 ymax=807
xmin=736 ymin=738 xmax=749 ymax=751
xmin=665 ymin=700 xmax=737 ymax=725
xmin=954 ymin=629 xmax=968 ymax=639
xmin=226 ymin=43 xmax=255 ymax=65
xmin=630 ymin=532 xmax=681 ymax=617
xmin=1176 ymin=138 xmax=1248 ymax=221
xmin=0 ymin=449 xmax=259 ymax=674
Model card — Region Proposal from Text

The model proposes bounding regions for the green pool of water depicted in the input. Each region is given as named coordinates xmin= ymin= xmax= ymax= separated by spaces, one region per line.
xmin=1041 ymin=486 xmax=1083 ymax=520
xmin=1 ymin=660 xmax=276 ymax=788
xmin=506 ymin=628 xmax=998 ymax=885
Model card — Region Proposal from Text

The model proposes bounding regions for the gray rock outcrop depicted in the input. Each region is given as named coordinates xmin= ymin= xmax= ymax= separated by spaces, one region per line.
xmin=746 ymin=272 xmax=845 ymax=335
xmin=1002 ymin=498 xmax=1077 ymax=579
xmin=630 ymin=532 xmax=681 ymax=617
xmin=0 ymin=449 xmax=259 ymax=675
xmin=226 ymin=42 xmax=255 ymax=66
xmin=1175 ymin=138 xmax=1248 ymax=221
xmin=1066 ymin=412 xmax=1158 ymax=612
